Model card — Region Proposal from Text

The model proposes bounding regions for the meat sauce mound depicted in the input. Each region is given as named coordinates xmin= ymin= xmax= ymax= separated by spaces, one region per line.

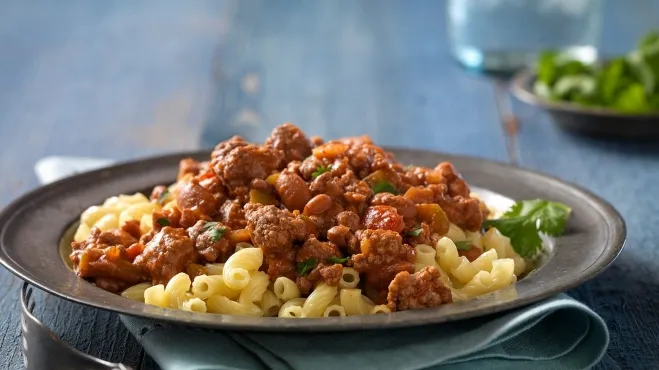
xmin=70 ymin=123 xmax=488 ymax=311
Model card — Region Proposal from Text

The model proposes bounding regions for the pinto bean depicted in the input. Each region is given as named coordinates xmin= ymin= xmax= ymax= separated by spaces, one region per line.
xmin=275 ymin=171 xmax=311 ymax=211
xmin=303 ymin=194 xmax=333 ymax=216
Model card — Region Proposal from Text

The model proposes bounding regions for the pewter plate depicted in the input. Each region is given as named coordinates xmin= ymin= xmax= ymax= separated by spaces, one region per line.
xmin=0 ymin=149 xmax=625 ymax=332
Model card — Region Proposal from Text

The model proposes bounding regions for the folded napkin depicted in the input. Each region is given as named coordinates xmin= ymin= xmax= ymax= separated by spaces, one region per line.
xmin=36 ymin=156 xmax=610 ymax=370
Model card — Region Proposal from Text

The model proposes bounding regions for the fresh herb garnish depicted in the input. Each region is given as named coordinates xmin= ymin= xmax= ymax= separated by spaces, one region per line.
xmin=157 ymin=189 xmax=170 ymax=205
xmin=202 ymin=221 xmax=226 ymax=242
xmin=483 ymin=199 xmax=571 ymax=258
xmin=405 ymin=164 xmax=414 ymax=171
xmin=406 ymin=227 xmax=423 ymax=237
xmin=311 ymin=165 xmax=331 ymax=179
xmin=296 ymin=258 xmax=318 ymax=276
xmin=534 ymin=30 xmax=659 ymax=113
xmin=203 ymin=221 xmax=218 ymax=231
xmin=454 ymin=240 xmax=472 ymax=251
xmin=156 ymin=217 xmax=170 ymax=227
xmin=371 ymin=180 xmax=399 ymax=195
xmin=326 ymin=256 xmax=349 ymax=265
xmin=209 ymin=227 xmax=227 ymax=242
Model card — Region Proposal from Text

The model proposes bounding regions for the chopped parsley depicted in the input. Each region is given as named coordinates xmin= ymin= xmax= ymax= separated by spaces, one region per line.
xmin=406 ymin=227 xmax=423 ymax=237
xmin=311 ymin=165 xmax=331 ymax=179
xmin=203 ymin=221 xmax=218 ymax=231
xmin=156 ymin=217 xmax=170 ymax=227
xmin=482 ymin=199 xmax=571 ymax=258
xmin=326 ymin=256 xmax=350 ymax=265
xmin=202 ymin=221 xmax=226 ymax=242
xmin=296 ymin=258 xmax=318 ymax=276
xmin=157 ymin=189 xmax=170 ymax=205
xmin=454 ymin=240 xmax=472 ymax=251
xmin=209 ymin=228 xmax=226 ymax=242
xmin=371 ymin=180 xmax=399 ymax=195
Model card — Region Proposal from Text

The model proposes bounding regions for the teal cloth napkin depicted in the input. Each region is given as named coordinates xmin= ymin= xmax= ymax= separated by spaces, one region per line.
xmin=120 ymin=294 xmax=608 ymax=370
xmin=35 ymin=157 xmax=609 ymax=370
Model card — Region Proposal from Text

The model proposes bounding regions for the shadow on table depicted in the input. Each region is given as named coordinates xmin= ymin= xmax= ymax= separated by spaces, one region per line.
xmin=566 ymin=135 xmax=659 ymax=158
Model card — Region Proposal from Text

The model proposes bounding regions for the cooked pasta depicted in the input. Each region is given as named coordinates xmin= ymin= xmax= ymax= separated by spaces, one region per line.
xmin=371 ymin=305 xmax=391 ymax=314
xmin=223 ymin=247 xmax=263 ymax=290
xmin=238 ymin=271 xmax=269 ymax=305
xmin=164 ymin=272 xmax=191 ymax=308
xmin=260 ymin=290 xmax=282 ymax=317
xmin=121 ymin=283 xmax=151 ymax=302
xmin=482 ymin=228 xmax=527 ymax=276
xmin=415 ymin=244 xmax=438 ymax=267
xmin=205 ymin=263 xmax=225 ymax=276
xmin=451 ymin=249 xmax=498 ymax=284
xmin=74 ymin=193 xmax=160 ymax=242
xmin=235 ymin=242 xmax=255 ymax=252
xmin=323 ymin=304 xmax=347 ymax=317
xmin=446 ymin=223 xmax=466 ymax=242
xmin=191 ymin=275 xmax=223 ymax=300
xmin=279 ymin=305 xmax=304 ymax=318
xmin=338 ymin=267 xmax=360 ymax=289
xmin=278 ymin=298 xmax=306 ymax=318
xmin=273 ymin=277 xmax=301 ymax=301
xmin=144 ymin=284 xmax=167 ymax=308
xmin=302 ymin=283 xmax=337 ymax=318
xmin=206 ymin=295 xmax=263 ymax=316
xmin=457 ymin=259 xmax=515 ymax=298
xmin=181 ymin=298 xmax=207 ymax=313
xmin=339 ymin=288 xmax=372 ymax=316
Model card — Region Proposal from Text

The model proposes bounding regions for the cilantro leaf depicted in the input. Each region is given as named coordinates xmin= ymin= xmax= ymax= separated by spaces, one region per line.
xmin=371 ymin=181 xmax=399 ymax=195
xmin=483 ymin=199 xmax=571 ymax=258
xmin=311 ymin=165 xmax=331 ymax=179
xmin=326 ymin=256 xmax=349 ymax=265
xmin=296 ymin=258 xmax=318 ymax=276
xmin=157 ymin=189 xmax=170 ymax=205
xmin=406 ymin=227 xmax=423 ymax=237
xmin=156 ymin=217 xmax=170 ymax=227
xmin=454 ymin=240 xmax=472 ymax=251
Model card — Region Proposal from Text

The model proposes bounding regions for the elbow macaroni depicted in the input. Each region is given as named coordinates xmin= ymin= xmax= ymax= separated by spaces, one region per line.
xmin=482 ymin=228 xmax=527 ymax=276
xmin=274 ymin=277 xmax=301 ymax=301
xmin=75 ymin=193 xmax=161 ymax=242
xmin=302 ymin=283 xmax=337 ymax=318
xmin=338 ymin=268 xmax=360 ymax=289
xmin=223 ymin=248 xmax=263 ymax=290
xmin=238 ymin=271 xmax=269 ymax=305
xmin=260 ymin=290 xmax=282 ymax=317
xmin=433 ymin=233 xmax=517 ymax=301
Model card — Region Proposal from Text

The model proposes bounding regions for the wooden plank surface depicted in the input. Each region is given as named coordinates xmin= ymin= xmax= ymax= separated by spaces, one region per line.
xmin=0 ymin=1 xmax=657 ymax=369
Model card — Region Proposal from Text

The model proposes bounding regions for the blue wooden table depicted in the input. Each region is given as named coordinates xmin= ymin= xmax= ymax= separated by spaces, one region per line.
xmin=1 ymin=1 xmax=658 ymax=369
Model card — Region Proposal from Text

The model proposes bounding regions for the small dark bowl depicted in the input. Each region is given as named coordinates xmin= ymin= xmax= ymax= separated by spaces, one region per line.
xmin=511 ymin=69 xmax=659 ymax=139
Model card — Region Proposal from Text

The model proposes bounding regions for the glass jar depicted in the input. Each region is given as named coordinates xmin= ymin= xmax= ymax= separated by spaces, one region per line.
xmin=447 ymin=0 xmax=602 ymax=73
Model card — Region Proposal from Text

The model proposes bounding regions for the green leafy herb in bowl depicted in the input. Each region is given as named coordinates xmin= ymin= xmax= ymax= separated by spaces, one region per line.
xmin=534 ymin=31 xmax=659 ymax=113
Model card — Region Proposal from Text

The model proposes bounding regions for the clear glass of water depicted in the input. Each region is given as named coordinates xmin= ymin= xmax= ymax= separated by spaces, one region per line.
xmin=447 ymin=0 xmax=602 ymax=73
